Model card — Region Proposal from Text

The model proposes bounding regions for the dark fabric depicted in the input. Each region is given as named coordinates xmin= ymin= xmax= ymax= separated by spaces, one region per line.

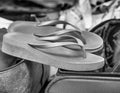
xmin=0 ymin=0 xmax=58 ymax=13
xmin=25 ymin=61 xmax=50 ymax=93
xmin=0 ymin=0 xmax=76 ymax=14
xmin=0 ymin=0 xmax=77 ymax=21
xmin=90 ymin=19 xmax=120 ymax=69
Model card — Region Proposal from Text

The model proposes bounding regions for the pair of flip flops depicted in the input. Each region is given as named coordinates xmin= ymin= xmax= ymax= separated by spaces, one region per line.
xmin=2 ymin=20 xmax=104 ymax=71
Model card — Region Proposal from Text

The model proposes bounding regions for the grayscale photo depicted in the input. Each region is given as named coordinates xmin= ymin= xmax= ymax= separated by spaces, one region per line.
xmin=0 ymin=0 xmax=120 ymax=93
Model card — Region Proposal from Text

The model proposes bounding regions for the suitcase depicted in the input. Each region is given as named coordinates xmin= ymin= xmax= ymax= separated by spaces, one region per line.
xmin=45 ymin=70 xmax=120 ymax=93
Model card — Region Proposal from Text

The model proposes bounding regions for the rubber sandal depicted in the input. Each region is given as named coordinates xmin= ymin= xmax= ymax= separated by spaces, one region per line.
xmin=7 ymin=20 xmax=103 ymax=54
xmin=2 ymin=29 xmax=104 ymax=71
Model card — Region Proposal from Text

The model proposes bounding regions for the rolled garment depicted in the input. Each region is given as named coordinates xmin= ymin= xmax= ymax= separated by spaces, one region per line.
xmin=27 ymin=0 xmax=77 ymax=8
xmin=0 ymin=0 xmax=76 ymax=14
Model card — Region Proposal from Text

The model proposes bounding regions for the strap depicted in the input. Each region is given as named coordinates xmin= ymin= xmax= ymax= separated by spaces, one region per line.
xmin=37 ymin=20 xmax=81 ymax=31
xmin=31 ymin=21 xmax=87 ymax=57
xmin=28 ymin=31 xmax=86 ymax=58
xmin=34 ymin=29 xmax=86 ymax=44
xmin=29 ymin=41 xmax=83 ymax=49
xmin=29 ymin=35 xmax=84 ymax=48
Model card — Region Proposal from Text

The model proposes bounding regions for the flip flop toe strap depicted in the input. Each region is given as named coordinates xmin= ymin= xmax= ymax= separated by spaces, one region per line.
xmin=34 ymin=29 xmax=85 ymax=49
xmin=37 ymin=20 xmax=86 ymax=44
xmin=37 ymin=20 xmax=80 ymax=31
xmin=28 ymin=33 xmax=86 ymax=58
xmin=34 ymin=29 xmax=86 ymax=44
xmin=30 ymin=20 xmax=87 ymax=57
xmin=29 ymin=41 xmax=82 ymax=49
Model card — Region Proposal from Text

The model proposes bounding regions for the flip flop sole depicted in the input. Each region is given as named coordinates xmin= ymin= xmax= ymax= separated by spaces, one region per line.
xmin=8 ymin=21 xmax=103 ymax=53
xmin=2 ymin=33 xmax=104 ymax=71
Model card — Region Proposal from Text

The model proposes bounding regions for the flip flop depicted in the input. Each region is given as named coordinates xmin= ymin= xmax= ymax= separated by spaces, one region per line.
xmin=2 ymin=28 xmax=104 ymax=71
xmin=7 ymin=20 xmax=103 ymax=54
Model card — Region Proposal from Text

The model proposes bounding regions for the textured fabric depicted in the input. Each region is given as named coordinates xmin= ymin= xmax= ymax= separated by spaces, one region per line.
xmin=91 ymin=19 xmax=120 ymax=68
xmin=0 ymin=60 xmax=31 ymax=93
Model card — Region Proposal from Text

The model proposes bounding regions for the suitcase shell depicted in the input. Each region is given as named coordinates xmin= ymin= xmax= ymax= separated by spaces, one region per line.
xmin=46 ymin=71 xmax=120 ymax=93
